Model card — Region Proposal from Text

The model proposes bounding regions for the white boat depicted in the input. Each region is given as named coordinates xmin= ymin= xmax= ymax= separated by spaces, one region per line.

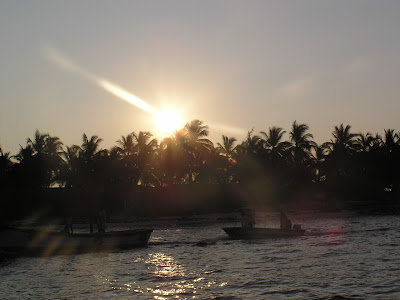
xmin=0 ymin=226 xmax=153 ymax=255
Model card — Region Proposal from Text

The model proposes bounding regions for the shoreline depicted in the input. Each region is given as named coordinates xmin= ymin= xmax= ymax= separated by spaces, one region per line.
xmin=8 ymin=206 xmax=400 ymax=228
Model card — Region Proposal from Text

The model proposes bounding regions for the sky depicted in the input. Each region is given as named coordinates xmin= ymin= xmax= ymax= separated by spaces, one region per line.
xmin=1 ymin=1 xmax=400 ymax=155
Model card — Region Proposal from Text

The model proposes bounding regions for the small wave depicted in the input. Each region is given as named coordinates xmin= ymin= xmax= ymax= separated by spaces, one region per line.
xmin=194 ymin=240 xmax=217 ymax=247
xmin=303 ymin=230 xmax=348 ymax=237
xmin=317 ymin=295 xmax=362 ymax=300
xmin=204 ymin=270 xmax=223 ymax=274
xmin=364 ymin=227 xmax=390 ymax=232
xmin=240 ymin=280 xmax=269 ymax=288
xmin=260 ymin=288 xmax=310 ymax=295
xmin=148 ymin=237 xmax=223 ymax=247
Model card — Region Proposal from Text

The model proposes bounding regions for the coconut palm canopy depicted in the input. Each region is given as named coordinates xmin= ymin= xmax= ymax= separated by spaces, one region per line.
xmin=0 ymin=122 xmax=399 ymax=198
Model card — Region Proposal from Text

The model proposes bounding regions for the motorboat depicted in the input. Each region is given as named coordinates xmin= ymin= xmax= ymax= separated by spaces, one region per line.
xmin=0 ymin=226 xmax=153 ymax=255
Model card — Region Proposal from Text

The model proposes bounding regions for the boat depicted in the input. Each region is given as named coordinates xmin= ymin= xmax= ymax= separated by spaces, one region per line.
xmin=223 ymin=209 xmax=306 ymax=239
xmin=222 ymin=226 xmax=306 ymax=239
xmin=0 ymin=226 xmax=153 ymax=255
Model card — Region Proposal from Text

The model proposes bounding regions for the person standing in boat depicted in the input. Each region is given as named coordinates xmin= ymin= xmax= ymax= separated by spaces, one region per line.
xmin=241 ymin=209 xmax=256 ymax=228
xmin=97 ymin=208 xmax=107 ymax=234
xmin=63 ymin=217 xmax=73 ymax=234
xmin=280 ymin=211 xmax=292 ymax=230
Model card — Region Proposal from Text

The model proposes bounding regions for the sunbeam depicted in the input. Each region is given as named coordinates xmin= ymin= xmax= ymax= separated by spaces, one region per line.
xmin=42 ymin=45 xmax=154 ymax=115
xmin=98 ymin=79 xmax=154 ymax=114
xmin=208 ymin=122 xmax=248 ymax=136
xmin=42 ymin=44 xmax=246 ymax=139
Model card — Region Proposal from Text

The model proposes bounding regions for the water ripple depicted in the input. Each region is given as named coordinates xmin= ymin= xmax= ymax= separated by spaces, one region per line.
xmin=1 ymin=214 xmax=400 ymax=299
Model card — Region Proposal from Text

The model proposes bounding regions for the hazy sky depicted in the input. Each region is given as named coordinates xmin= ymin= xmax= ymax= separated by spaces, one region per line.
xmin=1 ymin=1 xmax=400 ymax=154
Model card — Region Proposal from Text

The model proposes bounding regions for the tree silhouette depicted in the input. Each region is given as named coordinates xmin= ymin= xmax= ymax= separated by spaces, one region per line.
xmin=2 ymin=120 xmax=400 ymax=218
xmin=76 ymin=134 xmax=106 ymax=187
xmin=237 ymin=130 xmax=263 ymax=157
xmin=13 ymin=130 xmax=63 ymax=188
xmin=156 ymin=131 xmax=189 ymax=185
xmin=260 ymin=126 xmax=291 ymax=160
xmin=0 ymin=146 xmax=13 ymax=187
xmin=216 ymin=135 xmax=237 ymax=158
xmin=27 ymin=129 xmax=48 ymax=155
xmin=115 ymin=133 xmax=138 ymax=183
xmin=289 ymin=121 xmax=315 ymax=164
xmin=310 ymin=143 xmax=330 ymax=184
xmin=132 ymin=131 xmax=158 ymax=186
xmin=116 ymin=133 xmax=135 ymax=157
xmin=59 ymin=145 xmax=82 ymax=188
xmin=81 ymin=134 xmax=104 ymax=163
xmin=328 ymin=124 xmax=358 ymax=156
xmin=183 ymin=120 xmax=214 ymax=183
xmin=355 ymin=132 xmax=375 ymax=153
xmin=215 ymin=135 xmax=238 ymax=183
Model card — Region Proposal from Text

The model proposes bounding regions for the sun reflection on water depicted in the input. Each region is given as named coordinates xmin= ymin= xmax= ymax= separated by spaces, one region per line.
xmin=126 ymin=252 xmax=226 ymax=298
xmin=87 ymin=250 xmax=228 ymax=299
xmin=146 ymin=252 xmax=187 ymax=278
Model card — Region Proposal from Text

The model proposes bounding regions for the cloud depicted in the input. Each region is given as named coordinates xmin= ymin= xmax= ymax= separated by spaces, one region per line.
xmin=279 ymin=76 xmax=315 ymax=98
xmin=342 ymin=57 xmax=370 ymax=74
xmin=208 ymin=122 xmax=248 ymax=136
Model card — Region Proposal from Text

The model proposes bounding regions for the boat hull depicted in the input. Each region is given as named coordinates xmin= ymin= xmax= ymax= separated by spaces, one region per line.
xmin=222 ymin=227 xmax=305 ymax=239
xmin=0 ymin=227 xmax=153 ymax=255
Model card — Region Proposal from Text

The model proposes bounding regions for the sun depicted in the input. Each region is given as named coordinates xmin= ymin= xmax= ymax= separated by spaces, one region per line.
xmin=155 ymin=109 xmax=184 ymax=134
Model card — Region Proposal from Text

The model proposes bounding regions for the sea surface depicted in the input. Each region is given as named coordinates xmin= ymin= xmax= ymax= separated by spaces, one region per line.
xmin=0 ymin=212 xmax=400 ymax=299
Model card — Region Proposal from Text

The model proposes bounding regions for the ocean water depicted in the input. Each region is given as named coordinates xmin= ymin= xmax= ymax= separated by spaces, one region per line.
xmin=1 ymin=213 xmax=400 ymax=299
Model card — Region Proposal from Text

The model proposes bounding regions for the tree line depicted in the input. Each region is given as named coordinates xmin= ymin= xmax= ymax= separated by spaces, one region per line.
xmin=1 ymin=120 xmax=400 ymax=207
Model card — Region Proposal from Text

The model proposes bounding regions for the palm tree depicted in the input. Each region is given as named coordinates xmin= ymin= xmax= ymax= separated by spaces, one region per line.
xmin=132 ymin=131 xmax=158 ymax=185
xmin=260 ymin=126 xmax=291 ymax=160
xmin=27 ymin=129 xmax=49 ymax=155
xmin=324 ymin=124 xmax=360 ymax=195
xmin=0 ymin=146 xmax=12 ymax=167
xmin=381 ymin=129 xmax=399 ymax=154
xmin=116 ymin=133 xmax=135 ymax=157
xmin=44 ymin=135 xmax=64 ymax=185
xmin=310 ymin=143 xmax=330 ymax=183
xmin=184 ymin=120 xmax=214 ymax=154
xmin=156 ymin=132 xmax=189 ymax=185
xmin=59 ymin=145 xmax=81 ymax=188
xmin=74 ymin=134 xmax=106 ymax=187
xmin=0 ymin=146 xmax=13 ymax=186
xmin=15 ymin=144 xmax=35 ymax=163
xmin=17 ymin=130 xmax=63 ymax=188
xmin=355 ymin=132 xmax=375 ymax=152
xmin=237 ymin=130 xmax=263 ymax=157
xmin=133 ymin=131 xmax=158 ymax=156
xmin=289 ymin=121 xmax=315 ymax=165
xmin=14 ymin=143 xmax=45 ymax=188
xmin=215 ymin=135 xmax=238 ymax=183
xmin=216 ymin=135 xmax=237 ymax=158
xmin=379 ymin=129 xmax=400 ymax=193
xmin=182 ymin=120 xmax=214 ymax=183
xmin=329 ymin=124 xmax=358 ymax=156
xmin=45 ymin=136 xmax=64 ymax=156
xmin=81 ymin=134 xmax=104 ymax=163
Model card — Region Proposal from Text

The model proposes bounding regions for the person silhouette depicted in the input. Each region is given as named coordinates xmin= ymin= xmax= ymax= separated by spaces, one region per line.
xmin=280 ymin=211 xmax=292 ymax=230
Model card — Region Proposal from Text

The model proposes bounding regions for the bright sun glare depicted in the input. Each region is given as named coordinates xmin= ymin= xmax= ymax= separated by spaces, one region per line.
xmin=156 ymin=109 xmax=183 ymax=134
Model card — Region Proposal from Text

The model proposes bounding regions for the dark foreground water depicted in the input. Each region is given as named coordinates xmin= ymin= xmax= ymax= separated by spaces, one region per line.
xmin=1 ymin=213 xmax=400 ymax=299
